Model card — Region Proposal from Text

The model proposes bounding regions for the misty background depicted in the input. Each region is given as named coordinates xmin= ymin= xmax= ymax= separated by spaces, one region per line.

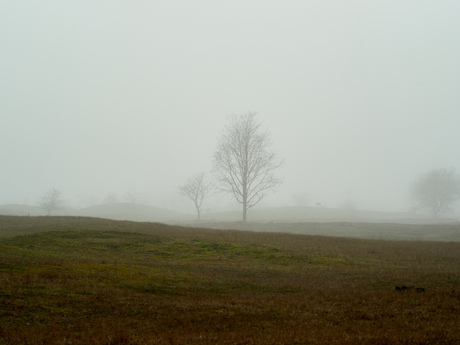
xmin=1 ymin=1 xmax=459 ymax=216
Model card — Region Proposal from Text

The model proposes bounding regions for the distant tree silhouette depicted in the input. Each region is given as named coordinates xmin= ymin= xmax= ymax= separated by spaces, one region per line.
xmin=38 ymin=188 xmax=64 ymax=215
xmin=179 ymin=172 xmax=213 ymax=220
xmin=410 ymin=167 xmax=460 ymax=217
xmin=124 ymin=190 xmax=142 ymax=204
xmin=101 ymin=193 xmax=118 ymax=204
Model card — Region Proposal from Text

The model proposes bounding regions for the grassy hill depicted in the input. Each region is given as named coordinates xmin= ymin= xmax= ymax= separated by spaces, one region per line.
xmin=0 ymin=203 xmax=188 ymax=222
xmin=197 ymin=206 xmax=449 ymax=223
xmin=78 ymin=202 xmax=188 ymax=222
xmin=180 ymin=220 xmax=460 ymax=242
xmin=0 ymin=204 xmax=50 ymax=216
xmin=1 ymin=215 xmax=460 ymax=344
xmin=3 ymin=203 xmax=457 ymax=226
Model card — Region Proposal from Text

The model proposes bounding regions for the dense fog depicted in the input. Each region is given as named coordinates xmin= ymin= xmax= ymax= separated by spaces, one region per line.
xmin=1 ymin=1 xmax=460 ymax=216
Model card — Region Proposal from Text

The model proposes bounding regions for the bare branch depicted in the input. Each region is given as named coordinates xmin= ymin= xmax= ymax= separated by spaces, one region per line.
xmin=38 ymin=188 xmax=64 ymax=215
xmin=212 ymin=112 xmax=284 ymax=221
xmin=179 ymin=172 xmax=214 ymax=220
xmin=124 ymin=190 xmax=142 ymax=204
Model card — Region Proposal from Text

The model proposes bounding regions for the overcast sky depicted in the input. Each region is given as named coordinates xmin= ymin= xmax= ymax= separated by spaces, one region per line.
xmin=1 ymin=1 xmax=459 ymax=213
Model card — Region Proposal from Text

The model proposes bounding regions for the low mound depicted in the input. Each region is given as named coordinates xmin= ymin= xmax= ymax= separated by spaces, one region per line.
xmin=198 ymin=206 xmax=457 ymax=224
xmin=0 ymin=204 xmax=49 ymax=216
xmin=2 ymin=204 xmax=458 ymax=226
xmin=78 ymin=202 xmax=188 ymax=222
xmin=0 ymin=203 xmax=189 ymax=222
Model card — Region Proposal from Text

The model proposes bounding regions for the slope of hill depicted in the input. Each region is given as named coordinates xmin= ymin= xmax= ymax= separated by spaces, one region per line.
xmin=0 ymin=204 xmax=49 ymax=216
xmin=175 ymin=206 xmax=460 ymax=241
xmin=2 ymin=203 xmax=457 ymax=227
xmin=194 ymin=206 xmax=458 ymax=224
xmin=0 ymin=203 xmax=188 ymax=222
xmin=78 ymin=202 xmax=189 ymax=222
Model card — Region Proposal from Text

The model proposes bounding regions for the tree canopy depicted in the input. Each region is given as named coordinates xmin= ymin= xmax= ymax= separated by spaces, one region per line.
xmin=409 ymin=168 xmax=460 ymax=217
xmin=38 ymin=188 xmax=64 ymax=215
xmin=213 ymin=112 xmax=284 ymax=221
xmin=179 ymin=172 xmax=213 ymax=220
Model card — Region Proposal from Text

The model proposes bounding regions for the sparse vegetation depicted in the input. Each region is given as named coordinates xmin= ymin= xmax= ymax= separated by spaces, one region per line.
xmin=1 ymin=215 xmax=460 ymax=344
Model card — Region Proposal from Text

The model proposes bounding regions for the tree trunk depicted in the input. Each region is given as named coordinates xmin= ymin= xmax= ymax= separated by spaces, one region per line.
xmin=242 ymin=174 xmax=248 ymax=222
xmin=242 ymin=193 xmax=247 ymax=222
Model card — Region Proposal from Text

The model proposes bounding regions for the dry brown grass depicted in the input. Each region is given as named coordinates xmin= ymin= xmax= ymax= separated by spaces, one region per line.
xmin=1 ymin=216 xmax=460 ymax=344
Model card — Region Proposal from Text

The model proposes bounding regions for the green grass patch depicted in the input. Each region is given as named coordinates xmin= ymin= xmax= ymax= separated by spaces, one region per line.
xmin=0 ymin=230 xmax=368 ymax=271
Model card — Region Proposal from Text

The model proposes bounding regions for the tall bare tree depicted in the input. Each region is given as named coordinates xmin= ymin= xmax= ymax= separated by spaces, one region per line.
xmin=213 ymin=112 xmax=284 ymax=221
xmin=179 ymin=172 xmax=213 ymax=220
xmin=410 ymin=167 xmax=460 ymax=217
xmin=38 ymin=188 xmax=64 ymax=215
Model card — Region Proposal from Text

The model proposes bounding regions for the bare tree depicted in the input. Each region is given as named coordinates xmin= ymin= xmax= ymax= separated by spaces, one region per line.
xmin=179 ymin=172 xmax=213 ymax=220
xmin=124 ymin=190 xmax=142 ymax=204
xmin=101 ymin=193 xmax=118 ymax=204
xmin=213 ymin=112 xmax=284 ymax=221
xmin=410 ymin=167 xmax=460 ymax=217
xmin=38 ymin=188 xmax=64 ymax=215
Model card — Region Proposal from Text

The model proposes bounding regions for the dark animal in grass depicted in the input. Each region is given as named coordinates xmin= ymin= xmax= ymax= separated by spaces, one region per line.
xmin=395 ymin=286 xmax=425 ymax=292
xmin=395 ymin=285 xmax=413 ymax=292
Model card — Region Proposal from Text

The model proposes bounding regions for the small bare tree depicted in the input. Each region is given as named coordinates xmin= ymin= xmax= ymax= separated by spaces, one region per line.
xmin=124 ymin=190 xmax=142 ymax=204
xmin=101 ymin=193 xmax=118 ymax=204
xmin=179 ymin=172 xmax=213 ymax=220
xmin=410 ymin=167 xmax=460 ymax=217
xmin=38 ymin=188 xmax=64 ymax=215
xmin=213 ymin=112 xmax=284 ymax=221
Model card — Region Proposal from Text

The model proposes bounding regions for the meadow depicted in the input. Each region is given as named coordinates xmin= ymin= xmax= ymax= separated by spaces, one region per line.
xmin=0 ymin=215 xmax=460 ymax=344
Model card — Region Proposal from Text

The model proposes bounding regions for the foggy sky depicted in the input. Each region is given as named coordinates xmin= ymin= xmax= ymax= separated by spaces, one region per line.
xmin=1 ymin=1 xmax=460 ymax=214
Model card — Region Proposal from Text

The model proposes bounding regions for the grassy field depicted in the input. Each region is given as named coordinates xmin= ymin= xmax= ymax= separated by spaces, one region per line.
xmin=1 ymin=216 xmax=460 ymax=344
xmin=178 ymin=220 xmax=460 ymax=242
